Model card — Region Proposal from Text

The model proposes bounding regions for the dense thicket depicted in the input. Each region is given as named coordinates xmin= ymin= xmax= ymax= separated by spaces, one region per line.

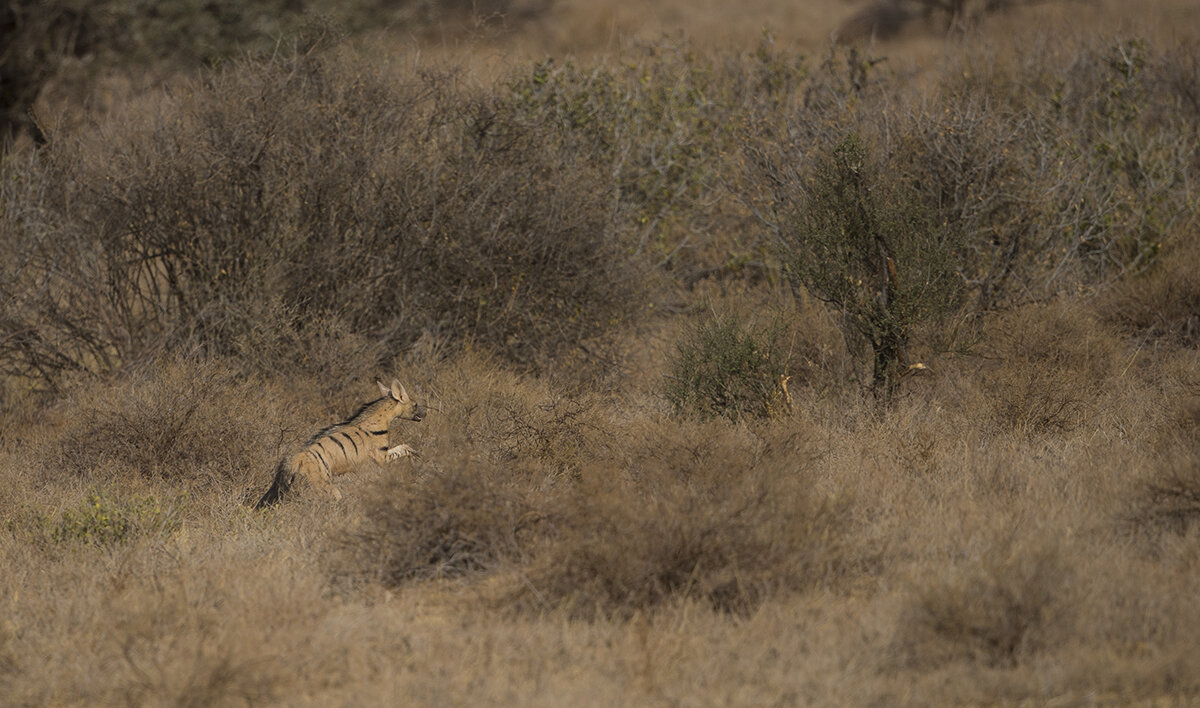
xmin=0 ymin=49 xmax=642 ymax=388
xmin=4 ymin=34 xmax=1196 ymax=398
xmin=1 ymin=0 xmax=552 ymax=146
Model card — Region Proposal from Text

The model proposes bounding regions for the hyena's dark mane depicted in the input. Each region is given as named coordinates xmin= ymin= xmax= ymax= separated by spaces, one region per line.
xmin=304 ymin=396 xmax=390 ymax=445
xmin=345 ymin=396 xmax=390 ymax=423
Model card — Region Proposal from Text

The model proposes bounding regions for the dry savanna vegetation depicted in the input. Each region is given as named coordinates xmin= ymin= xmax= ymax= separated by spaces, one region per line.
xmin=3 ymin=0 xmax=1200 ymax=704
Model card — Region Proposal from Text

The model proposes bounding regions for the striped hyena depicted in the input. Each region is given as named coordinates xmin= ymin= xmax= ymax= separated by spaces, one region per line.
xmin=256 ymin=379 xmax=425 ymax=508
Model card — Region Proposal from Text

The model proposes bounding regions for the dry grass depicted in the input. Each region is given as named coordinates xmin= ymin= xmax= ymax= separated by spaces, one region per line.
xmin=1103 ymin=236 xmax=1200 ymax=347
xmin=894 ymin=525 xmax=1077 ymax=670
xmin=4 ymin=315 xmax=1197 ymax=704
xmin=980 ymin=303 xmax=1122 ymax=434
xmin=3 ymin=1 xmax=1200 ymax=705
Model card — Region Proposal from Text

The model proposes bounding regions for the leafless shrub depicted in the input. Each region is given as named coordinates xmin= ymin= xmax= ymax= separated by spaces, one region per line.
xmin=333 ymin=461 xmax=540 ymax=585
xmin=511 ymin=461 xmax=849 ymax=618
xmin=509 ymin=34 xmax=834 ymax=296
xmin=1157 ymin=40 xmax=1200 ymax=137
xmin=491 ymin=394 xmax=611 ymax=468
xmin=225 ymin=305 xmax=390 ymax=403
xmin=990 ymin=368 xmax=1089 ymax=434
xmin=894 ymin=530 xmax=1074 ymax=668
xmin=1036 ymin=39 xmax=1197 ymax=286
xmin=0 ymin=48 xmax=639 ymax=388
xmin=44 ymin=357 xmax=287 ymax=493
xmin=1128 ymin=446 xmax=1200 ymax=535
xmin=835 ymin=36 xmax=1200 ymax=311
xmin=898 ymin=95 xmax=1042 ymax=313
xmin=1 ymin=1 xmax=560 ymax=151
xmin=1101 ymin=237 xmax=1200 ymax=347
xmin=982 ymin=305 xmax=1118 ymax=433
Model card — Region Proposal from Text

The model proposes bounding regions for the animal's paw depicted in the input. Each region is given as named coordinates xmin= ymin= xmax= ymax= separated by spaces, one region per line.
xmin=387 ymin=444 xmax=418 ymax=460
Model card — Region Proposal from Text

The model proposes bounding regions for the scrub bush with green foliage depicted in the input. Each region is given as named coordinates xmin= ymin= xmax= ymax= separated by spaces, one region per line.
xmin=50 ymin=493 xmax=183 ymax=547
xmin=664 ymin=311 xmax=791 ymax=420
xmin=755 ymin=133 xmax=964 ymax=393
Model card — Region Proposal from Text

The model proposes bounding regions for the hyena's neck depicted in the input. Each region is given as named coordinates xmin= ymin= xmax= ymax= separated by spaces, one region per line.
xmin=360 ymin=419 xmax=390 ymax=435
xmin=349 ymin=398 xmax=393 ymax=434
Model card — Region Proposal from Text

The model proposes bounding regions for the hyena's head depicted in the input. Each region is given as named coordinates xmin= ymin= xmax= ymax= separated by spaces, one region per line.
xmin=378 ymin=379 xmax=425 ymax=422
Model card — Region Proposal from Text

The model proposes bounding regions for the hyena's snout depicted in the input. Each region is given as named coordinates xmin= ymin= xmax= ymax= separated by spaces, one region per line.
xmin=410 ymin=403 xmax=426 ymax=422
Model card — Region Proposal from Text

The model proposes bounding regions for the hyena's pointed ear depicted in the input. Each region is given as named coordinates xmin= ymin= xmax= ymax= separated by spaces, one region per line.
xmin=378 ymin=380 xmax=391 ymax=398
xmin=390 ymin=379 xmax=409 ymax=402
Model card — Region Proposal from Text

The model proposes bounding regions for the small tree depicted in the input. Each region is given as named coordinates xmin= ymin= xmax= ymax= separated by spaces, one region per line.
xmin=761 ymin=133 xmax=963 ymax=394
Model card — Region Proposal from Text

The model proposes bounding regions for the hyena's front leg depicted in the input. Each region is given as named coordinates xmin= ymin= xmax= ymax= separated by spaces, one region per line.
xmin=387 ymin=444 xmax=418 ymax=461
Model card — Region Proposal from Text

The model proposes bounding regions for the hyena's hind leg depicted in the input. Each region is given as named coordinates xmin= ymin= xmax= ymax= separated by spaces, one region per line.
xmin=288 ymin=454 xmax=343 ymax=502
xmin=256 ymin=457 xmax=342 ymax=508
xmin=256 ymin=460 xmax=295 ymax=508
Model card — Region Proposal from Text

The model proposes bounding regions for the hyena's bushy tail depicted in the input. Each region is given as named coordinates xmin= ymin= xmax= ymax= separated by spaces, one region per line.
xmin=255 ymin=460 xmax=292 ymax=509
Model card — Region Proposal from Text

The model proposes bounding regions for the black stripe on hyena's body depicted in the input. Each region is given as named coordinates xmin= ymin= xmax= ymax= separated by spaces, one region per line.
xmin=306 ymin=398 xmax=388 ymax=445
xmin=299 ymin=396 xmax=398 ymax=477
xmin=301 ymin=398 xmax=391 ymax=465
xmin=310 ymin=448 xmax=331 ymax=472
xmin=340 ymin=432 xmax=358 ymax=455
